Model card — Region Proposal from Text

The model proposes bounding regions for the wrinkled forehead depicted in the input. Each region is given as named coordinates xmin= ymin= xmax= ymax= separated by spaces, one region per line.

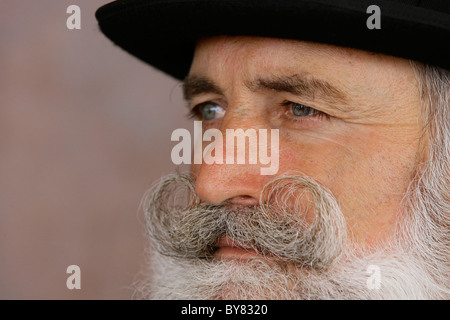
xmin=190 ymin=36 xmax=416 ymax=86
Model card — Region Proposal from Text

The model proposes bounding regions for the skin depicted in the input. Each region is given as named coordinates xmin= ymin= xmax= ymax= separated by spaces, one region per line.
xmin=185 ymin=36 xmax=424 ymax=252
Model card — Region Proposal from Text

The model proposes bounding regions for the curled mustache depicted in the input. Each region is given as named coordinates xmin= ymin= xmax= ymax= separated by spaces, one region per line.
xmin=144 ymin=173 xmax=347 ymax=270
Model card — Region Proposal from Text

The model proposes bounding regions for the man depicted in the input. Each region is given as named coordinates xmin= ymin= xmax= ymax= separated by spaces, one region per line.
xmin=96 ymin=0 xmax=449 ymax=299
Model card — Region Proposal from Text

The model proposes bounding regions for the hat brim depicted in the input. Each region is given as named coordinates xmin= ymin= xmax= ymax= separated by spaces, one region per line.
xmin=96 ymin=0 xmax=450 ymax=80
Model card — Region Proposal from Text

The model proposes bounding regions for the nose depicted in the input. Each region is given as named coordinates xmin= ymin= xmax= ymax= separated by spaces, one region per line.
xmin=193 ymin=114 xmax=271 ymax=206
xmin=194 ymin=162 xmax=264 ymax=206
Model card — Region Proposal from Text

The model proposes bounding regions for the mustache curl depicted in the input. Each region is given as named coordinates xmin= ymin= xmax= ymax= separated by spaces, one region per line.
xmin=144 ymin=172 xmax=347 ymax=270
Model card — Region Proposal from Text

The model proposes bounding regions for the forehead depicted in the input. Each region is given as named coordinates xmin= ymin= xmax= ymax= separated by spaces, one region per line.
xmin=191 ymin=36 xmax=362 ymax=73
xmin=188 ymin=36 xmax=417 ymax=101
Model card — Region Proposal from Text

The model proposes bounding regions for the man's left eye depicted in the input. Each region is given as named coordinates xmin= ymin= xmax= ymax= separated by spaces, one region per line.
xmin=286 ymin=102 xmax=319 ymax=117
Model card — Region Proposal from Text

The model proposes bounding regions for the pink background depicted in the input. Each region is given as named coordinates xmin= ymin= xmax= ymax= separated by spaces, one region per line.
xmin=0 ymin=0 xmax=191 ymax=299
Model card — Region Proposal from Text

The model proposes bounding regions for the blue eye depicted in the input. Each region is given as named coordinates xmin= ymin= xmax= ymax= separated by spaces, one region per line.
xmin=290 ymin=103 xmax=318 ymax=117
xmin=199 ymin=102 xmax=225 ymax=120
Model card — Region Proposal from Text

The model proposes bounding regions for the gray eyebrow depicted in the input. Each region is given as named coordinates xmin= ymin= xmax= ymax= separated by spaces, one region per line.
xmin=245 ymin=73 xmax=350 ymax=106
xmin=183 ymin=75 xmax=223 ymax=101
xmin=183 ymin=72 xmax=352 ymax=111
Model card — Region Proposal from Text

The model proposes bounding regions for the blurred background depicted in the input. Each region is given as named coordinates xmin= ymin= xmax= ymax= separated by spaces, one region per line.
xmin=0 ymin=0 xmax=191 ymax=299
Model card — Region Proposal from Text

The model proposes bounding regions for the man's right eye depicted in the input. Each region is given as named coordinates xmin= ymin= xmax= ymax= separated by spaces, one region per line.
xmin=190 ymin=102 xmax=226 ymax=121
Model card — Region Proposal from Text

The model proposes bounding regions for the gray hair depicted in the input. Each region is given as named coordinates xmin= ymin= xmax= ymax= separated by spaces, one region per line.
xmin=401 ymin=63 xmax=450 ymax=294
xmin=412 ymin=63 xmax=450 ymax=166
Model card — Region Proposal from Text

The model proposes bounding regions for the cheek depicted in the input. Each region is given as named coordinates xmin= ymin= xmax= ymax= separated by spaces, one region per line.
xmin=277 ymin=126 xmax=418 ymax=243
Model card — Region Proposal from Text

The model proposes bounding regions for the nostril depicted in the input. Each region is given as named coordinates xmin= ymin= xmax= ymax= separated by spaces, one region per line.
xmin=228 ymin=195 xmax=259 ymax=207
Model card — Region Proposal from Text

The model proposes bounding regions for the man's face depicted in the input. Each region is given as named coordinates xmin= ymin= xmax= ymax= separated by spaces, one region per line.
xmin=142 ymin=36 xmax=446 ymax=300
xmin=187 ymin=36 xmax=423 ymax=248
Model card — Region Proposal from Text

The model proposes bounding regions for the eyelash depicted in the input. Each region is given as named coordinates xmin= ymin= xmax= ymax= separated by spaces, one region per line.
xmin=280 ymin=101 xmax=330 ymax=121
xmin=187 ymin=107 xmax=199 ymax=120
xmin=187 ymin=101 xmax=330 ymax=122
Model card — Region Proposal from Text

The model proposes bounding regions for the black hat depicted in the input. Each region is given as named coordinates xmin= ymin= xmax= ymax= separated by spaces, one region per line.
xmin=96 ymin=0 xmax=450 ymax=80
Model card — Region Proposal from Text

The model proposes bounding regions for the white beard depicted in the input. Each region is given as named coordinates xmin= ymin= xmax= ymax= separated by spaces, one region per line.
xmin=138 ymin=241 xmax=447 ymax=300
xmin=135 ymin=172 xmax=449 ymax=300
